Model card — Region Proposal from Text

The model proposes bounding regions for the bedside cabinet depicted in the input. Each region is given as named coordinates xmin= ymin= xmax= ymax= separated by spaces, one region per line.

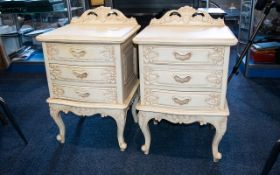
xmin=37 ymin=6 xmax=140 ymax=151
xmin=133 ymin=6 xmax=237 ymax=161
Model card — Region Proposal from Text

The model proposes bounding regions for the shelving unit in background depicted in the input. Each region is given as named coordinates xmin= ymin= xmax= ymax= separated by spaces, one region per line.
xmin=238 ymin=0 xmax=280 ymax=78
xmin=0 ymin=0 xmax=86 ymax=73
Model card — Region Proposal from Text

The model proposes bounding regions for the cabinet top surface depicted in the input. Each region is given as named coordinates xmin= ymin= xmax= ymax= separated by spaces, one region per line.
xmin=133 ymin=6 xmax=237 ymax=46
xmin=36 ymin=6 xmax=140 ymax=43
xmin=133 ymin=25 xmax=237 ymax=45
xmin=37 ymin=24 xmax=140 ymax=43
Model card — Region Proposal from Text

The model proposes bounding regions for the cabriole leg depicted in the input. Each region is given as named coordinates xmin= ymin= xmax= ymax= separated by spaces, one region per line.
xmin=112 ymin=110 xmax=127 ymax=151
xmin=210 ymin=117 xmax=227 ymax=162
xmin=49 ymin=105 xmax=65 ymax=144
xmin=138 ymin=111 xmax=152 ymax=155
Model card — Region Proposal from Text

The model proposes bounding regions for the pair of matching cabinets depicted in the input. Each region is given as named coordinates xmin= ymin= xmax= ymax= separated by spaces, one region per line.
xmin=37 ymin=6 xmax=237 ymax=162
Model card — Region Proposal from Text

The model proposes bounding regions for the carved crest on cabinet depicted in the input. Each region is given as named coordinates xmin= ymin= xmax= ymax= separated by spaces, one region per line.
xmin=71 ymin=6 xmax=137 ymax=25
xmin=49 ymin=64 xmax=62 ymax=80
xmin=150 ymin=6 xmax=225 ymax=26
xmin=208 ymin=48 xmax=225 ymax=66
xmin=52 ymin=85 xmax=65 ymax=96
xmin=143 ymin=67 xmax=159 ymax=85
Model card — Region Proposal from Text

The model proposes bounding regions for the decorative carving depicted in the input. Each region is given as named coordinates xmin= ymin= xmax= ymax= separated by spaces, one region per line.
xmin=205 ymin=93 xmax=221 ymax=108
xmin=103 ymin=67 xmax=116 ymax=84
xmin=150 ymin=6 xmax=225 ymax=26
xmin=46 ymin=43 xmax=59 ymax=60
xmin=208 ymin=48 xmax=225 ymax=66
xmin=75 ymin=90 xmax=90 ymax=98
xmin=142 ymin=46 xmax=159 ymax=64
xmin=143 ymin=89 xmax=158 ymax=105
xmin=52 ymin=84 xmax=64 ymax=96
xmin=49 ymin=64 xmax=61 ymax=80
xmin=143 ymin=67 xmax=159 ymax=85
xmin=206 ymin=71 xmax=223 ymax=88
xmin=100 ymin=46 xmax=115 ymax=62
xmin=71 ymin=6 xmax=138 ymax=25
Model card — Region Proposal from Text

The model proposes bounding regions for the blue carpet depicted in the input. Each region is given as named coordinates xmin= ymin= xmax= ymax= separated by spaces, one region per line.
xmin=0 ymin=49 xmax=280 ymax=175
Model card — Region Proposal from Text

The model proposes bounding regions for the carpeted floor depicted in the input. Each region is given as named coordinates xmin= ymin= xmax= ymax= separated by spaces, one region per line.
xmin=0 ymin=47 xmax=280 ymax=175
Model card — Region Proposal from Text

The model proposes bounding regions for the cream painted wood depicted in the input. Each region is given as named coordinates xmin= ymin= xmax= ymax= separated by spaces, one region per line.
xmin=37 ymin=6 xmax=140 ymax=151
xmin=133 ymin=6 xmax=237 ymax=161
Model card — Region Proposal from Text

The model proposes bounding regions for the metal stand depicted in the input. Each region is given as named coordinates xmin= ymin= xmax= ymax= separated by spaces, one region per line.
xmin=0 ymin=97 xmax=28 ymax=145
xmin=261 ymin=139 xmax=280 ymax=175
xmin=227 ymin=1 xmax=277 ymax=83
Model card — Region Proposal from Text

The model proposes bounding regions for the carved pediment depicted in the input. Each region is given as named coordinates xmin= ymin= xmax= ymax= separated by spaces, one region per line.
xmin=71 ymin=6 xmax=138 ymax=25
xmin=150 ymin=6 xmax=225 ymax=26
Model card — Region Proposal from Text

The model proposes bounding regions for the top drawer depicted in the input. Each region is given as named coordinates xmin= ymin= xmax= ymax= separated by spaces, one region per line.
xmin=141 ymin=46 xmax=225 ymax=66
xmin=44 ymin=43 xmax=115 ymax=65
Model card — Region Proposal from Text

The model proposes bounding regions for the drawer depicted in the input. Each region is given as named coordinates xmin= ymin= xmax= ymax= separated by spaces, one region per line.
xmin=49 ymin=64 xmax=116 ymax=84
xmin=52 ymin=84 xmax=117 ymax=103
xmin=142 ymin=89 xmax=221 ymax=110
xmin=142 ymin=46 xmax=225 ymax=66
xmin=143 ymin=67 xmax=223 ymax=89
xmin=45 ymin=43 xmax=115 ymax=64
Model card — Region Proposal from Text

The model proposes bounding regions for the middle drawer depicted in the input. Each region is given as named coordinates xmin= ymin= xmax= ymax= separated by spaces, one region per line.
xmin=49 ymin=64 xmax=116 ymax=84
xmin=143 ymin=67 xmax=223 ymax=90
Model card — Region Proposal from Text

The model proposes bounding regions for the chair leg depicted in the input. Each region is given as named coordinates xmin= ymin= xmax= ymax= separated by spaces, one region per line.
xmin=0 ymin=112 xmax=8 ymax=126
xmin=261 ymin=139 xmax=280 ymax=175
xmin=0 ymin=97 xmax=28 ymax=145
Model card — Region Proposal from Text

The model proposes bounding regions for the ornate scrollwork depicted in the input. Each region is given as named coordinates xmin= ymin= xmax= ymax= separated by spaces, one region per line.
xmin=205 ymin=93 xmax=221 ymax=109
xmin=143 ymin=89 xmax=158 ymax=105
xmin=150 ymin=6 xmax=224 ymax=26
xmin=142 ymin=46 xmax=159 ymax=64
xmin=71 ymin=6 xmax=138 ymax=25
xmin=103 ymin=67 xmax=116 ymax=84
xmin=52 ymin=85 xmax=64 ymax=96
xmin=208 ymin=48 xmax=225 ymax=66
xmin=206 ymin=70 xmax=223 ymax=88
xmin=49 ymin=64 xmax=62 ymax=80
xmin=143 ymin=67 xmax=159 ymax=85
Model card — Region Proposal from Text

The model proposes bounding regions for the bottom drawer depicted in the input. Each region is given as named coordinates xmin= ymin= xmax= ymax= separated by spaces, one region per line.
xmin=142 ymin=89 xmax=221 ymax=110
xmin=52 ymin=84 xmax=117 ymax=104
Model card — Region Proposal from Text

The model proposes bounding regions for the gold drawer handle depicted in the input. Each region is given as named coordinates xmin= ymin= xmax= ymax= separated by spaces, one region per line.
xmin=174 ymin=75 xmax=191 ymax=83
xmin=173 ymin=51 xmax=192 ymax=61
xmin=72 ymin=70 xmax=88 ymax=79
xmin=172 ymin=97 xmax=191 ymax=105
xmin=70 ymin=48 xmax=86 ymax=58
xmin=75 ymin=91 xmax=90 ymax=98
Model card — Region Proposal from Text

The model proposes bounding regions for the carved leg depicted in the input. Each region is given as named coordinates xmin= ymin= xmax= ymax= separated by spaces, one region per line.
xmin=210 ymin=117 xmax=227 ymax=162
xmin=138 ymin=111 xmax=152 ymax=155
xmin=112 ymin=110 xmax=127 ymax=151
xmin=131 ymin=94 xmax=139 ymax=123
xmin=49 ymin=105 xmax=65 ymax=144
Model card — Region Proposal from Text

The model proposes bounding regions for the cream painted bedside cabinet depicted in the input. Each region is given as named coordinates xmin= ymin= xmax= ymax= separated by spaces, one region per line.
xmin=133 ymin=6 xmax=237 ymax=161
xmin=36 ymin=6 xmax=140 ymax=151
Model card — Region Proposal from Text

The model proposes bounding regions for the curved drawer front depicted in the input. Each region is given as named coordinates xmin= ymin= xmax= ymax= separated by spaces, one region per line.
xmin=49 ymin=64 xmax=116 ymax=84
xmin=142 ymin=89 xmax=221 ymax=110
xmin=45 ymin=43 xmax=115 ymax=64
xmin=52 ymin=84 xmax=117 ymax=103
xmin=142 ymin=46 xmax=225 ymax=66
xmin=144 ymin=67 xmax=223 ymax=89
